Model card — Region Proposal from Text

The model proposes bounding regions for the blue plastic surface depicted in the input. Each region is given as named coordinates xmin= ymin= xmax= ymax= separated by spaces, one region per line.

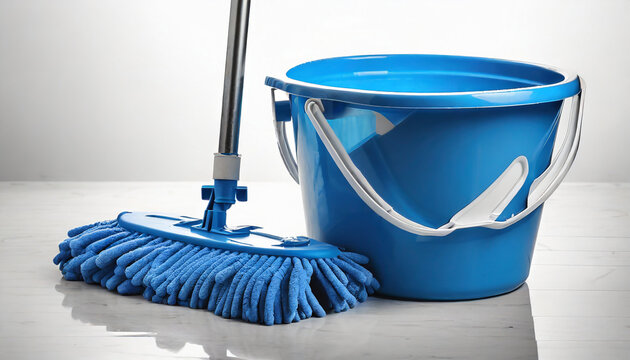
xmin=265 ymin=54 xmax=580 ymax=109
xmin=266 ymin=54 xmax=582 ymax=300
xmin=200 ymin=180 xmax=251 ymax=235
xmin=117 ymin=212 xmax=341 ymax=259
xmin=274 ymin=100 xmax=291 ymax=122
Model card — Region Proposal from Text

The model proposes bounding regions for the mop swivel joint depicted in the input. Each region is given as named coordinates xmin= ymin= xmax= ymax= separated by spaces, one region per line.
xmin=199 ymin=180 xmax=253 ymax=235
xmin=199 ymin=152 xmax=253 ymax=235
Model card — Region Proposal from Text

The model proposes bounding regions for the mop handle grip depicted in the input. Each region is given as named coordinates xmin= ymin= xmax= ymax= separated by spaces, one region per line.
xmin=294 ymin=78 xmax=584 ymax=237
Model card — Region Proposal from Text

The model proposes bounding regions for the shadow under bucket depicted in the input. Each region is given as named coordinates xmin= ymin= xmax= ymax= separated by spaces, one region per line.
xmin=266 ymin=54 xmax=584 ymax=300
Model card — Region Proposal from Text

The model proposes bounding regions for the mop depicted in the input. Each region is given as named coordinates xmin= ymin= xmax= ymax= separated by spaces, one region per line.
xmin=53 ymin=0 xmax=378 ymax=325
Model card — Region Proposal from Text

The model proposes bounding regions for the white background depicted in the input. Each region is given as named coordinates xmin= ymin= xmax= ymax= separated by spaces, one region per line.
xmin=0 ymin=0 xmax=628 ymax=182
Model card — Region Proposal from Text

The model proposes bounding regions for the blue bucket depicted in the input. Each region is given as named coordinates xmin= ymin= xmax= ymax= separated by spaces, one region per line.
xmin=266 ymin=54 xmax=584 ymax=300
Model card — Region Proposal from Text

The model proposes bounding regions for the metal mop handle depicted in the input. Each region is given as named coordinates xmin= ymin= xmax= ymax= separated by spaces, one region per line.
xmin=213 ymin=0 xmax=251 ymax=180
xmin=219 ymin=0 xmax=250 ymax=154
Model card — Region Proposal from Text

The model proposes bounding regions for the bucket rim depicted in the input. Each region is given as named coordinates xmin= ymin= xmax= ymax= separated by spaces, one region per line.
xmin=265 ymin=54 xmax=581 ymax=109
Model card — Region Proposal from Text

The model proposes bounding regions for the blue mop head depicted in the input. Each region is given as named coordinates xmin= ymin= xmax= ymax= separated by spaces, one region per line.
xmin=53 ymin=214 xmax=379 ymax=325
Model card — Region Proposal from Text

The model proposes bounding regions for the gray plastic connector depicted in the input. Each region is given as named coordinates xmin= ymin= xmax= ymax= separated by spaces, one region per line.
xmin=213 ymin=153 xmax=241 ymax=180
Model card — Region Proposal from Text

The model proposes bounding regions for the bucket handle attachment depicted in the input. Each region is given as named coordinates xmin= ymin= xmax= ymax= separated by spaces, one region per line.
xmin=271 ymin=88 xmax=300 ymax=183
xmin=293 ymin=77 xmax=584 ymax=237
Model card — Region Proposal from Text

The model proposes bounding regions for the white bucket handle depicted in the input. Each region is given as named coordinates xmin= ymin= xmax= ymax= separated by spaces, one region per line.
xmin=270 ymin=88 xmax=300 ymax=183
xmin=272 ymin=78 xmax=584 ymax=236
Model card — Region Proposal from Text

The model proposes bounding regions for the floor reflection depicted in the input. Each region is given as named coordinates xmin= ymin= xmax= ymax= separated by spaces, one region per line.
xmin=55 ymin=281 xmax=537 ymax=359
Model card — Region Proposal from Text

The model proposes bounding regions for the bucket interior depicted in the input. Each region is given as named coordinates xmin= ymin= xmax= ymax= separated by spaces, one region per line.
xmin=286 ymin=54 xmax=566 ymax=93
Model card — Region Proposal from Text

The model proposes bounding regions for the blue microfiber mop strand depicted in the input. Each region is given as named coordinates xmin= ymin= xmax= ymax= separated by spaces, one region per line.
xmin=54 ymin=220 xmax=379 ymax=325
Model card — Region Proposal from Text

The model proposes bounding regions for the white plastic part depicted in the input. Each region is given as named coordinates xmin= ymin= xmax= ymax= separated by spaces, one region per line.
xmin=270 ymin=88 xmax=300 ymax=183
xmin=270 ymin=88 xmax=395 ymax=184
xmin=212 ymin=153 xmax=241 ymax=180
xmin=375 ymin=112 xmax=395 ymax=135
xmin=439 ymin=156 xmax=529 ymax=230
xmin=528 ymin=85 xmax=583 ymax=205
xmin=303 ymin=77 xmax=584 ymax=236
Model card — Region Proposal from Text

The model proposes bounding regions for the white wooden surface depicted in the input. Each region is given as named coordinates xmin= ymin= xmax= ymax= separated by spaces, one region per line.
xmin=0 ymin=182 xmax=628 ymax=359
